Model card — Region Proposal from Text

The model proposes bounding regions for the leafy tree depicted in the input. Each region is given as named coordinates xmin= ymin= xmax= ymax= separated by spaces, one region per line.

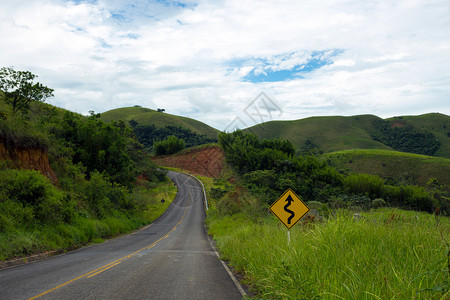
xmin=154 ymin=135 xmax=185 ymax=155
xmin=298 ymin=138 xmax=322 ymax=155
xmin=56 ymin=112 xmax=135 ymax=186
xmin=0 ymin=67 xmax=54 ymax=114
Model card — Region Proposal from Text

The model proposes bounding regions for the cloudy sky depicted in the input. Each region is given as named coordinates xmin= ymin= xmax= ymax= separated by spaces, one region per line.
xmin=1 ymin=0 xmax=449 ymax=130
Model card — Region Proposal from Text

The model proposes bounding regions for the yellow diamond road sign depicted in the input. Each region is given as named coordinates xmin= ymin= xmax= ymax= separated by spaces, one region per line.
xmin=270 ymin=188 xmax=310 ymax=229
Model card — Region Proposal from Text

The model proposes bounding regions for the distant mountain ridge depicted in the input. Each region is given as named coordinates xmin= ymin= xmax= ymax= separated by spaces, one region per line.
xmin=101 ymin=107 xmax=449 ymax=158
xmin=246 ymin=113 xmax=450 ymax=158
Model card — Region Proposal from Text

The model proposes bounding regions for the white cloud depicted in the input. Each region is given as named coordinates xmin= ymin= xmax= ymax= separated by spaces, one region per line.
xmin=0 ymin=0 xmax=449 ymax=130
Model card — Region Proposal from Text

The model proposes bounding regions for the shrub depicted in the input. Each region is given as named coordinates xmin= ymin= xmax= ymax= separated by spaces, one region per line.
xmin=209 ymin=187 xmax=227 ymax=200
xmin=81 ymin=171 xmax=111 ymax=217
xmin=307 ymin=200 xmax=329 ymax=218
xmin=385 ymin=185 xmax=435 ymax=212
xmin=344 ymin=173 xmax=385 ymax=198
xmin=0 ymin=169 xmax=66 ymax=224
xmin=307 ymin=201 xmax=324 ymax=210
xmin=107 ymin=184 xmax=133 ymax=211
xmin=154 ymin=135 xmax=185 ymax=155
xmin=217 ymin=189 xmax=243 ymax=216
xmin=0 ymin=200 xmax=34 ymax=231
xmin=372 ymin=198 xmax=386 ymax=208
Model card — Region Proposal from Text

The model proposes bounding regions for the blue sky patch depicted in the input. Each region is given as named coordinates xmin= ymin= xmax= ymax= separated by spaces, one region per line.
xmin=70 ymin=0 xmax=98 ymax=4
xmin=233 ymin=49 xmax=344 ymax=83
xmin=156 ymin=0 xmax=188 ymax=8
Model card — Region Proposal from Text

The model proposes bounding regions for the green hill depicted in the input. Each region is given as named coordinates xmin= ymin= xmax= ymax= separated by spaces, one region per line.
xmin=326 ymin=149 xmax=450 ymax=191
xmin=101 ymin=107 xmax=219 ymax=139
xmin=246 ymin=113 xmax=450 ymax=158
xmin=386 ymin=113 xmax=450 ymax=158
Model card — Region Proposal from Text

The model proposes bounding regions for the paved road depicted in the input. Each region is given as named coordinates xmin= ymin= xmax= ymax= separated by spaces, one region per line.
xmin=0 ymin=171 xmax=244 ymax=300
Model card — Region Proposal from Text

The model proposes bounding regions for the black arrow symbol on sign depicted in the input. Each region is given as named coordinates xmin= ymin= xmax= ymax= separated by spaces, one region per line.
xmin=284 ymin=195 xmax=295 ymax=224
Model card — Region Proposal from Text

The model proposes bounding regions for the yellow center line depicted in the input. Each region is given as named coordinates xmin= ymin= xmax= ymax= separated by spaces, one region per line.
xmin=28 ymin=203 xmax=190 ymax=300
xmin=87 ymin=261 xmax=122 ymax=278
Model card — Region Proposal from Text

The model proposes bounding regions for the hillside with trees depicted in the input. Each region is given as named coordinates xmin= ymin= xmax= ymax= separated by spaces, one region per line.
xmin=100 ymin=106 xmax=219 ymax=139
xmin=218 ymin=130 xmax=449 ymax=213
xmin=0 ymin=68 xmax=171 ymax=261
xmin=130 ymin=122 xmax=216 ymax=152
xmin=247 ymin=113 xmax=450 ymax=158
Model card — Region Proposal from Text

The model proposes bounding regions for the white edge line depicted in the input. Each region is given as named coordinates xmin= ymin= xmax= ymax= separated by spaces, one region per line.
xmin=178 ymin=171 xmax=247 ymax=297
xmin=206 ymin=233 xmax=248 ymax=298
xmin=177 ymin=171 xmax=208 ymax=210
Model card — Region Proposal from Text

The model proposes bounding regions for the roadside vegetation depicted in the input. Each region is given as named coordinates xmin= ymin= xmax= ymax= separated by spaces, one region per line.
xmin=0 ymin=68 xmax=176 ymax=261
xmin=207 ymin=206 xmax=449 ymax=299
xmin=202 ymin=130 xmax=450 ymax=299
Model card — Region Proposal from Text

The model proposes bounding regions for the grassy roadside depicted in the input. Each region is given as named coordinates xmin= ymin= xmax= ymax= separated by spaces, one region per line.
xmin=200 ymin=175 xmax=450 ymax=299
xmin=207 ymin=209 xmax=449 ymax=299
xmin=131 ymin=179 xmax=178 ymax=224
xmin=0 ymin=179 xmax=177 ymax=262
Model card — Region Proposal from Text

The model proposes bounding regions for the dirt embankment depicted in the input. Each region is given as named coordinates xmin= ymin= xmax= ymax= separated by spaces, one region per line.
xmin=0 ymin=142 xmax=58 ymax=184
xmin=152 ymin=145 xmax=225 ymax=178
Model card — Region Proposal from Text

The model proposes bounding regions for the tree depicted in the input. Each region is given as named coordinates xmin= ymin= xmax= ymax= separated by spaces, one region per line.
xmin=154 ymin=135 xmax=185 ymax=155
xmin=0 ymin=67 xmax=54 ymax=114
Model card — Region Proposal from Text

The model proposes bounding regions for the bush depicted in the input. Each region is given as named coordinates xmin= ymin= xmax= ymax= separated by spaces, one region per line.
xmin=307 ymin=201 xmax=324 ymax=210
xmin=307 ymin=200 xmax=329 ymax=217
xmin=344 ymin=173 xmax=385 ymax=198
xmin=385 ymin=185 xmax=435 ymax=212
xmin=154 ymin=135 xmax=185 ymax=155
xmin=372 ymin=198 xmax=386 ymax=208
xmin=0 ymin=200 xmax=34 ymax=231
xmin=209 ymin=187 xmax=228 ymax=200
xmin=81 ymin=171 xmax=112 ymax=217
xmin=0 ymin=169 xmax=67 ymax=224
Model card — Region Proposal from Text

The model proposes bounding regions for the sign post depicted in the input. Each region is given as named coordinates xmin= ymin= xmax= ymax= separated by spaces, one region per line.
xmin=270 ymin=188 xmax=310 ymax=244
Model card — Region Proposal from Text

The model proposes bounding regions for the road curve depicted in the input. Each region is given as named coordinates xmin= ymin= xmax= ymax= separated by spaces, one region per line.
xmin=0 ymin=171 xmax=244 ymax=300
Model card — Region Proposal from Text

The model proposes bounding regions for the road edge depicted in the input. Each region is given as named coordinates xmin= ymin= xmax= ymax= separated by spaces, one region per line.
xmin=180 ymin=171 xmax=248 ymax=298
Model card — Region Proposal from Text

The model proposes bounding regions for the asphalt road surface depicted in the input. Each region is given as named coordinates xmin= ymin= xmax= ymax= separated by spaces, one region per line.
xmin=0 ymin=171 xmax=244 ymax=300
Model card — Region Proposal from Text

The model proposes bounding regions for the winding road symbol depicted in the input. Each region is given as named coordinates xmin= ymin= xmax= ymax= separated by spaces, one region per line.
xmin=270 ymin=188 xmax=310 ymax=229
xmin=284 ymin=195 xmax=295 ymax=224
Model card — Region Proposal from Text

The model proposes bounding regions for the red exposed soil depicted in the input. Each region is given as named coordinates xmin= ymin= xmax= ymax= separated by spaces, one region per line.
xmin=390 ymin=121 xmax=405 ymax=128
xmin=0 ymin=142 xmax=58 ymax=184
xmin=152 ymin=145 xmax=225 ymax=178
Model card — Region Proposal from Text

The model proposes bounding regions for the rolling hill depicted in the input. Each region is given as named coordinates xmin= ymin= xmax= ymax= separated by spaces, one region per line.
xmin=326 ymin=149 xmax=450 ymax=191
xmin=246 ymin=113 xmax=450 ymax=158
xmin=100 ymin=106 xmax=219 ymax=139
xmin=386 ymin=113 xmax=450 ymax=158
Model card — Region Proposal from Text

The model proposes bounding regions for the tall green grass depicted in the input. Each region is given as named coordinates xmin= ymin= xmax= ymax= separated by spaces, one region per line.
xmin=207 ymin=208 xmax=449 ymax=299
